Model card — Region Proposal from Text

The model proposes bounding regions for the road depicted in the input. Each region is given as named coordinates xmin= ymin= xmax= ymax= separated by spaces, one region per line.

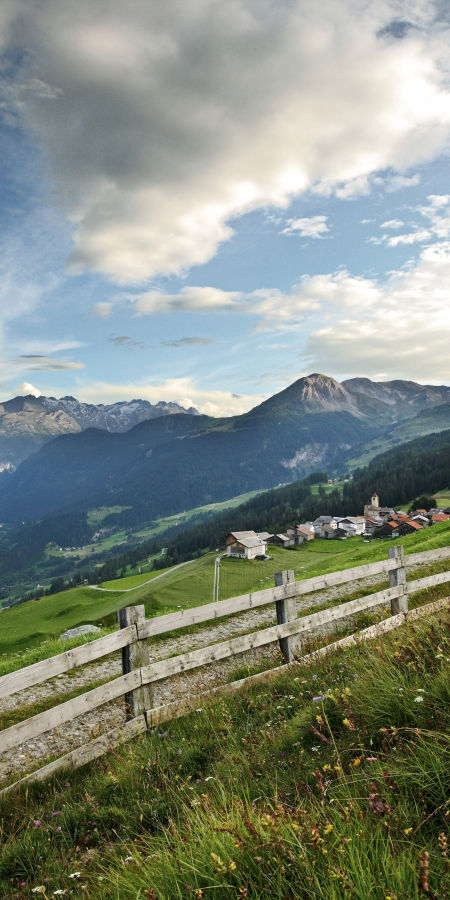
xmin=89 ymin=558 xmax=196 ymax=592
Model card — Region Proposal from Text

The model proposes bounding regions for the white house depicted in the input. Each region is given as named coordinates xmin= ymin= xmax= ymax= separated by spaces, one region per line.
xmin=225 ymin=531 xmax=267 ymax=559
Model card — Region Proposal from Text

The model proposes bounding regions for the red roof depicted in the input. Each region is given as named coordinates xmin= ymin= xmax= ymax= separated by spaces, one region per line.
xmin=432 ymin=513 xmax=449 ymax=522
xmin=400 ymin=520 xmax=422 ymax=531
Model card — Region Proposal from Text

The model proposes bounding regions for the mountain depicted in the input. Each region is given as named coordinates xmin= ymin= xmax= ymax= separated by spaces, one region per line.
xmin=0 ymin=393 xmax=199 ymax=473
xmin=39 ymin=395 xmax=200 ymax=431
xmin=2 ymin=372 xmax=450 ymax=528
xmin=341 ymin=377 xmax=450 ymax=423
xmin=345 ymin=402 xmax=450 ymax=470
xmin=0 ymin=374 xmax=383 ymax=525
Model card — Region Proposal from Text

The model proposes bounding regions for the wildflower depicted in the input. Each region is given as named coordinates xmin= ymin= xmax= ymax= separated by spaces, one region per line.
xmin=414 ymin=696 xmax=424 ymax=703
xmin=353 ymin=758 xmax=361 ymax=766
xmin=68 ymin=873 xmax=81 ymax=879
xmin=34 ymin=821 xmax=42 ymax=828
xmin=323 ymin=823 xmax=333 ymax=834
xmin=56 ymin=826 xmax=61 ymax=832
xmin=146 ymin=891 xmax=158 ymax=900
xmin=404 ymin=828 xmax=413 ymax=835
xmin=439 ymin=832 xmax=448 ymax=858
xmin=53 ymin=892 xmax=67 ymax=896
xmin=32 ymin=889 xmax=46 ymax=895
xmin=52 ymin=812 xmax=59 ymax=817
xmin=416 ymin=688 xmax=425 ymax=693
xmin=194 ymin=892 xmax=203 ymax=899
xmin=177 ymin=749 xmax=182 ymax=755
xmin=366 ymin=757 xmax=378 ymax=761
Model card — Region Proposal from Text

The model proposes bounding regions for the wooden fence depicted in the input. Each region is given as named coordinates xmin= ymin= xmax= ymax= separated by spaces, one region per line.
xmin=2 ymin=543 xmax=450 ymax=794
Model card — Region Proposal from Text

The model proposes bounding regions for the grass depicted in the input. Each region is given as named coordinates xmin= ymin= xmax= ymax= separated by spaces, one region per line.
xmin=3 ymin=522 xmax=450 ymax=657
xmin=2 ymin=607 xmax=450 ymax=898
xmin=434 ymin=490 xmax=450 ymax=510
xmin=131 ymin=489 xmax=271 ymax=542
xmin=99 ymin=564 xmax=178 ymax=591
xmin=87 ymin=507 xmax=132 ymax=528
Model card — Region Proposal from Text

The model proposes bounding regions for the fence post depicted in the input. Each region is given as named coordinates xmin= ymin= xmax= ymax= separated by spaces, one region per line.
xmin=388 ymin=546 xmax=409 ymax=615
xmin=275 ymin=570 xmax=301 ymax=663
xmin=118 ymin=605 xmax=153 ymax=720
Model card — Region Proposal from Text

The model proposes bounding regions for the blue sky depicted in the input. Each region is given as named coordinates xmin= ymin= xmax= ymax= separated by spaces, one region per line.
xmin=1 ymin=0 xmax=450 ymax=415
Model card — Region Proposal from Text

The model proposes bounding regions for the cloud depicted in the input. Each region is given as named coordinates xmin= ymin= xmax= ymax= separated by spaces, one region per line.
xmin=15 ymin=382 xmax=41 ymax=397
xmin=4 ymin=0 xmax=450 ymax=283
xmin=9 ymin=355 xmax=85 ymax=371
xmin=281 ymin=216 xmax=330 ymax=238
xmin=108 ymin=334 xmax=145 ymax=350
xmin=161 ymin=336 xmax=216 ymax=348
xmin=132 ymin=283 xmax=320 ymax=329
xmin=384 ymin=228 xmax=431 ymax=246
xmin=77 ymin=377 xmax=268 ymax=417
xmin=381 ymin=219 xmax=404 ymax=228
xmin=304 ymin=241 xmax=450 ymax=381
xmin=87 ymin=302 xmax=114 ymax=318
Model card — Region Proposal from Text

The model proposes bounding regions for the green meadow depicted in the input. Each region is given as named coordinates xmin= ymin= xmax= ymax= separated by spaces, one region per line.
xmin=2 ymin=520 xmax=450 ymax=658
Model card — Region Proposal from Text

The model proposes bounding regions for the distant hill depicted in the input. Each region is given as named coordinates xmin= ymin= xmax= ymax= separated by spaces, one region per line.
xmin=0 ymin=393 xmax=199 ymax=472
xmin=341 ymin=377 xmax=450 ymax=422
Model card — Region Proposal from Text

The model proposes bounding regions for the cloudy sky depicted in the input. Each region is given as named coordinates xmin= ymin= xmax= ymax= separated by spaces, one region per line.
xmin=1 ymin=0 xmax=450 ymax=415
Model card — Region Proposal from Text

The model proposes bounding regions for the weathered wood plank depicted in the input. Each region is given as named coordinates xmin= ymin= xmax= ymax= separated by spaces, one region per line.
xmin=0 ymin=715 xmax=147 ymax=795
xmin=406 ymin=547 xmax=450 ymax=566
xmin=140 ymin=585 xmax=401 ymax=687
xmin=0 ymin=670 xmax=141 ymax=754
xmin=0 ymin=626 xmax=136 ymax=700
xmin=407 ymin=569 xmax=450 ymax=594
xmin=138 ymin=558 xmax=401 ymax=640
xmin=146 ymin=595 xmax=450 ymax=728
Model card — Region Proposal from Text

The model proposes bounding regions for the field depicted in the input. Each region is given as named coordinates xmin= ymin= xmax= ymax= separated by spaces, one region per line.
xmin=2 ymin=520 xmax=450 ymax=659
xmin=434 ymin=489 xmax=450 ymax=509
xmin=2 ymin=598 xmax=450 ymax=897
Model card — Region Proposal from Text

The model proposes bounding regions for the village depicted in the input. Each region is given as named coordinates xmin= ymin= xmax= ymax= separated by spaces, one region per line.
xmin=225 ymin=492 xmax=450 ymax=559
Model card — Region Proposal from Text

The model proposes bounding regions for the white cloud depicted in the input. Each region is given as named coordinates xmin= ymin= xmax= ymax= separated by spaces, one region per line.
xmin=385 ymin=227 xmax=432 ymax=245
xmin=78 ymin=377 xmax=268 ymax=417
xmin=87 ymin=302 xmax=114 ymax=318
xmin=131 ymin=283 xmax=320 ymax=329
xmin=381 ymin=219 xmax=404 ymax=228
xmin=304 ymin=241 xmax=450 ymax=381
xmin=3 ymin=0 xmax=450 ymax=284
xmin=15 ymin=382 xmax=41 ymax=397
xmin=281 ymin=216 xmax=330 ymax=238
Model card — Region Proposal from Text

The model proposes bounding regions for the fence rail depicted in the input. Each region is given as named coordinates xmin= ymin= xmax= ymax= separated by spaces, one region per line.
xmin=2 ymin=543 xmax=450 ymax=793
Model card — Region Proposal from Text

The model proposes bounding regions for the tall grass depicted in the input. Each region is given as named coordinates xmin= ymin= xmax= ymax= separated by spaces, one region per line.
xmin=2 ymin=610 xmax=450 ymax=898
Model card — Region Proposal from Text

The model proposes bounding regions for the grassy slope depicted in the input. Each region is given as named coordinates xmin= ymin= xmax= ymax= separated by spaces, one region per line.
xmin=3 ymin=520 xmax=450 ymax=658
xmin=2 ymin=601 xmax=450 ymax=898
xmin=345 ymin=405 xmax=450 ymax=471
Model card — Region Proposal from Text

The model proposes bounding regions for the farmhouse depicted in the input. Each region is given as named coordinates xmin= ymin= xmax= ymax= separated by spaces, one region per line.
xmin=267 ymin=533 xmax=294 ymax=548
xmin=225 ymin=531 xmax=268 ymax=559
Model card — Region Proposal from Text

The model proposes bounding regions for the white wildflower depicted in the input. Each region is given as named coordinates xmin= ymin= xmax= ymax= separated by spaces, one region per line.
xmin=414 ymin=696 xmax=424 ymax=703
xmin=68 ymin=872 xmax=81 ymax=878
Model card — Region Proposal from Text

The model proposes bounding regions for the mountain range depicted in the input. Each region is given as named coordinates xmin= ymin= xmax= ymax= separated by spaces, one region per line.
xmin=0 ymin=394 xmax=199 ymax=472
xmin=1 ymin=373 xmax=450 ymax=527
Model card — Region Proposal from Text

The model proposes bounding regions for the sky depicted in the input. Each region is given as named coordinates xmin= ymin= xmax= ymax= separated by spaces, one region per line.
xmin=1 ymin=0 xmax=450 ymax=416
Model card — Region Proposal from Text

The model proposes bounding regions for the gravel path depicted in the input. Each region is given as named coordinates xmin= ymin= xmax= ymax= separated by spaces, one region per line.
xmin=0 ymin=560 xmax=428 ymax=785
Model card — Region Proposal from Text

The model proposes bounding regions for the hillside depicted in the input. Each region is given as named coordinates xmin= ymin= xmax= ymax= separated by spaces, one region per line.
xmin=2 ymin=558 xmax=450 ymax=898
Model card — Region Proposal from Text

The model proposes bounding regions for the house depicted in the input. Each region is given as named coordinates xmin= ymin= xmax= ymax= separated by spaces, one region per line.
xmin=322 ymin=524 xmax=338 ymax=539
xmin=410 ymin=514 xmax=429 ymax=527
xmin=431 ymin=513 xmax=450 ymax=524
xmin=339 ymin=516 xmax=366 ymax=535
xmin=312 ymin=516 xmax=336 ymax=538
xmin=374 ymin=520 xmax=400 ymax=538
xmin=268 ymin=533 xmax=295 ymax=548
xmin=256 ymin=532 xmax=273 ymax=542
xmin=226 ymin=532 xmax=268 ymax=559
xmin=286 ymin=524 xmax=314 ymax=544
xmin=398 ymin=520 xmax=422 ymax=536
xmin=364 ymin=516 xmax=384 ymax=534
